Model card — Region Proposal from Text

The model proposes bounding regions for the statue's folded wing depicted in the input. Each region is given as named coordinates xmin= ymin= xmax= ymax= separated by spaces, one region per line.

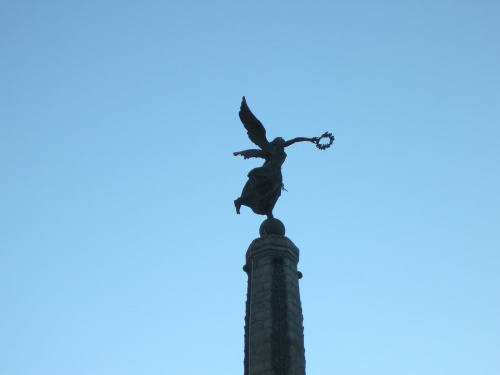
xmin=239 ymin=97 xmax=272 ymax=153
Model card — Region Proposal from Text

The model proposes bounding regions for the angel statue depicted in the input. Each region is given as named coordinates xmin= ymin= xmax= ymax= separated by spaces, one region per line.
xmin=234 ymin=97 xmax=333 ymax=221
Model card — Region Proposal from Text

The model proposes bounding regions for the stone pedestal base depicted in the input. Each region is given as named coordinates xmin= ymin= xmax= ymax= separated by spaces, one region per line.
xmin=243 ymin=235 xmax=306 ymax=375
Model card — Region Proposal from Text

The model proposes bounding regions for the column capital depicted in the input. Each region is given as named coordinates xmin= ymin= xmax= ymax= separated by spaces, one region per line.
xmin=246 ymin=235 xmax=300 ymax=264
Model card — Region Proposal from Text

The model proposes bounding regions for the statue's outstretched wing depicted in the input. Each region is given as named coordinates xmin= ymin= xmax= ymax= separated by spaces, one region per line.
xmin=239 ymin=97 xmax=272 ymax=153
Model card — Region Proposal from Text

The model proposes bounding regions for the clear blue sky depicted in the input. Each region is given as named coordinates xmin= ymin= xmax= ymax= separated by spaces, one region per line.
xmin=1 ymin=1 xmax=499 ymax=374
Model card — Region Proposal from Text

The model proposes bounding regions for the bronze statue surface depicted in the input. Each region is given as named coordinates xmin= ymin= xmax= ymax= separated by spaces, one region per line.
xmin=234 ymin=97 xmax=333 ymax=223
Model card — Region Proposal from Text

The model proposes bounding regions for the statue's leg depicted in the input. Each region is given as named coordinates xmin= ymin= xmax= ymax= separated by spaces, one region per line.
xmin=234 ymin=198 xmax=241 ymax=214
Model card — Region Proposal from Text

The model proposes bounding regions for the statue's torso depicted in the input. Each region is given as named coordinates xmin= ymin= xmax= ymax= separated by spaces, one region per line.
xmin=266 ymin=145 xmax=286 ymax=169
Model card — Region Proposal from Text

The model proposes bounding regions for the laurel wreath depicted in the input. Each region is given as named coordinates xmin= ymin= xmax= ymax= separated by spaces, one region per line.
xmin=315 ymin=132 xmax=335 ymax=150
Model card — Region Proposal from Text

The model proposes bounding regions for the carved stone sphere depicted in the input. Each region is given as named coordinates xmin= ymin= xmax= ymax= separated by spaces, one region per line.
xmin=259 ymin=218 xmax=286 ymax=236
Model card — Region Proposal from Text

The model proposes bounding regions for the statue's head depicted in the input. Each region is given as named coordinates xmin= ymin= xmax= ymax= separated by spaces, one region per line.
xmin=270 ymin=137 xmax=285 ymax=146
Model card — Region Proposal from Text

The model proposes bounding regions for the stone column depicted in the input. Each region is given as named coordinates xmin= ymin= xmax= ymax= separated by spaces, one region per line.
xmin=243 ymin=235 xmax=306 ymax=375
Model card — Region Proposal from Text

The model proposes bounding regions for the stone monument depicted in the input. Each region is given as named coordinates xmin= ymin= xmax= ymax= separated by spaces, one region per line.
xmin=234 ymin=97 xmax=334 ymax=374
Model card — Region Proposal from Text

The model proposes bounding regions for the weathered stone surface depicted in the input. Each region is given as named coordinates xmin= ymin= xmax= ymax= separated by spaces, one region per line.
xmin=243 ymin=235 xmax=306 ymax=375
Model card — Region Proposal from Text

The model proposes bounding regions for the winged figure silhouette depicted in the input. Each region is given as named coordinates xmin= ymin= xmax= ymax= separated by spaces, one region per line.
xmin=234 ymin=97 xmax=320 ymax=218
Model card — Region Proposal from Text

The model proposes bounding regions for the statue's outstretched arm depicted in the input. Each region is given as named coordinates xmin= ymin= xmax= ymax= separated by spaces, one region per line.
xmin=234 ymin=149 xmax=268 ymax=159
xmin=284 ymin=137 xmax=319 ymax=148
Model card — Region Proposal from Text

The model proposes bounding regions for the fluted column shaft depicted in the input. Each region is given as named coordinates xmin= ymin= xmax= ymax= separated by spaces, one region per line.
xmin=243 ymin=235 xmax=306 ymax=375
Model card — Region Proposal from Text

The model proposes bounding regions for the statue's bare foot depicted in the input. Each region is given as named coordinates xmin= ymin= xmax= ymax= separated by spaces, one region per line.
xmin=234 ymin=199 xmax=241 ymax=214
